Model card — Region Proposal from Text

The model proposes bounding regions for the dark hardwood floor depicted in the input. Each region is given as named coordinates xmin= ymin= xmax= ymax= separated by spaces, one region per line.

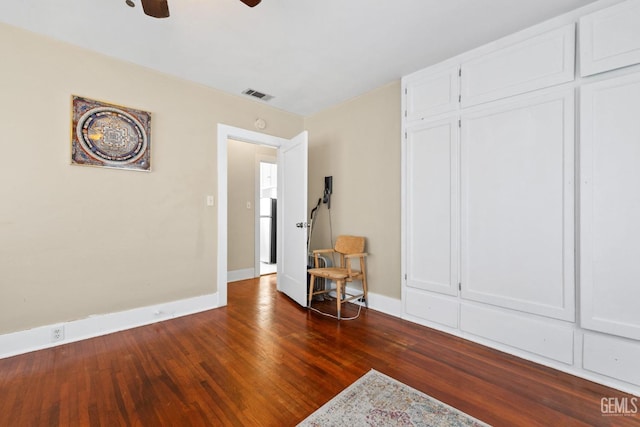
xmin=0 ymin=275 xmax=638 ymax=426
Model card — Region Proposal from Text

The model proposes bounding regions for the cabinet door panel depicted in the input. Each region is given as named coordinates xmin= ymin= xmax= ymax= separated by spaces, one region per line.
xmin=461 ymin=24 xmax=574 ymax=107
xmin=461 ymin=90 xmax=575 ymax=321
xmin=580 ymin=0 xmax=640 ymax=77
xmin=583 ymin=334 xmax=640 ymax=386
xmin=460 ymin=303 xmax=574 ymax=364
xmin=404 ymin=66 xmax=459 ymax=122
xmin=405 ymin=288 xmax=459 ymax=329
xmin=406 ymin=117 xmax=459 ymax=296
xmin=580 ymin=71 xmax=640 ymax=340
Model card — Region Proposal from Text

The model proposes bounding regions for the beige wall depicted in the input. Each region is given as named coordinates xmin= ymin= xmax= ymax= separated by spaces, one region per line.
xmin=304 ymin=81 xmax=402 ymax=299
xmin=0 ymin=23 xmax=303 ymax=334
xmin=227 ymin=140 xmax=276 ymax=271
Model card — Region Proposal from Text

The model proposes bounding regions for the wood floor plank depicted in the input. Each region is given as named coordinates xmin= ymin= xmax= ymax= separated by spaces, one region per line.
xmin=0 ymin=274 xmax=638 ymax=426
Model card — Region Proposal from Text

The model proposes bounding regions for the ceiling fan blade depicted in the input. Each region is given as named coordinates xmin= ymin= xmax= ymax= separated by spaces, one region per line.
xmin=239 ymin=0 xmax=261 ymax=7
xmin=141 ymin=0 xmax=170 ymax=18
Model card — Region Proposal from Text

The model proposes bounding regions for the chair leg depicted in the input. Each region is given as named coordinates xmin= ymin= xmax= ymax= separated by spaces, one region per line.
xmin=308 ymin=274 xmax=316 ymax=308
xmin=336 ymin=279 xmax=342 ymax=320
xmin=360 ymin=258 xmax=368 ymax=308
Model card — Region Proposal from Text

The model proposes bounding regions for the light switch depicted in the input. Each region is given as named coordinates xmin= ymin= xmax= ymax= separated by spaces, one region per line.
xmin=206 ymin=195 xmax=215 ymax=207
xmin=246 ymin=201 xmax=252 ymax=209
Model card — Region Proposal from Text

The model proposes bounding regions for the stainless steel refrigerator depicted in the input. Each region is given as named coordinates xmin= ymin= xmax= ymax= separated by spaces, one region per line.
xmin=259 ymin=198 xmax=277 ymax=264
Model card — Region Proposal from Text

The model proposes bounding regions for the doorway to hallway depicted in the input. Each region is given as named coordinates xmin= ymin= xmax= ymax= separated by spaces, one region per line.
xmin=217 ymin=124 xmax=308 ymax=308
xmin=258 ymin=160 xmax=277 ymax=276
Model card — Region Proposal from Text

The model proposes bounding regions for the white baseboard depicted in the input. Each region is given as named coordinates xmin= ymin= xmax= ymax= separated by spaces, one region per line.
xmin=0 ymin=292 xmax=220 ymax=360
xmin=339 ymin=285 xmax=402 ymax=318
xmin=228 ymin=268 xmax=255 ymax=282
xmin=364 ymin=292 xmax=402 ymax=318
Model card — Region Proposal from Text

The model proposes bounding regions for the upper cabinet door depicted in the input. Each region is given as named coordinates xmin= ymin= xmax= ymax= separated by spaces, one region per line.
xmin=580 ymin=71 xmax=640 ymax=341
xmin=404 ymin=66 xmax=459 ymax=122
xmin=580 ymin=0 xmax=640 ymax=77
xmin=461 ymin=24 xmax=575 ymax=107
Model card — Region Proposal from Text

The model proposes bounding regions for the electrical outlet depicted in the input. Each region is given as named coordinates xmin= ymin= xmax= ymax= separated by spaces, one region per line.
xmin=51 ymin=326 xmax=64 ymax=343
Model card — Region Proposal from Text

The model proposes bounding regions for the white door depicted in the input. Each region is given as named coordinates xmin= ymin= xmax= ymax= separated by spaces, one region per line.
xmin=404 ymin=65 xmax=459 ymax=122
xmin=580 ymin=71 xmax=640 ymax=341
xmin=579 ymin=0 xmax=640 ymax=77
xmin=277 ymin=131 xmax=308 ymax=306
xmin=405 ymin=116 xmax=459 ymax=297
xmin=460 ymin=89 xmax=575 ymax=321
xmin=460 ymin=24 xmax=575 ymax=108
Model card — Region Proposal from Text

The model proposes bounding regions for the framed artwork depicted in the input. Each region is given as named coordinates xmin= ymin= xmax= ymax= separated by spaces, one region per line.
xmin=71 ymin=96 xmax=151 ymax=171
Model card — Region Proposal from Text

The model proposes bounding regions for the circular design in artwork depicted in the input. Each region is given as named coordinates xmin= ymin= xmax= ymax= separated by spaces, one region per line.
xmin=76 ymin=107 xmax=148 ymax=165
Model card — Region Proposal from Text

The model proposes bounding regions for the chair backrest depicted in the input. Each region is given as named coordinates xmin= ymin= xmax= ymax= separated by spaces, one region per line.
xmin=334 ymin=235 xmax=365 ymax=255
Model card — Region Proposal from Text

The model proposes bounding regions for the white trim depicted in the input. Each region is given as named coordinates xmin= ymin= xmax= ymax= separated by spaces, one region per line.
xmin=217 ymin=124 xmax=288 ymax=307
xmin=366 ymin=292 xmax=402 ymax=318
xmin=0 ymin=293 xmax=219 ymax=360
xmin=228 ymin=268 xmax=256 ymax=283
xmin=340 ymin=285 xmax=403 ymax=318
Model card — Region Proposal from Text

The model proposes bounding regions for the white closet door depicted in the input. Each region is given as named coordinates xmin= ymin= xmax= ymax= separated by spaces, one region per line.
xmin=405 ymin=116 xmax=459 ymax=296
xmin=580 ymin=71 xmax=640 ymax=341
xmin=404 ymin=66 xmax=460 ymax=122
xmin=579 ymin=0 xmax=640 ymax=77
xmin=460 ymin=24 xmax=575 ymax=107
xmin=460 ymin=89 xmax=575 ymax=321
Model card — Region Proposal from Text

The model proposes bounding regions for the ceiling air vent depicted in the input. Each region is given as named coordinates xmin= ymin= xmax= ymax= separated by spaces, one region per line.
xmin=242 ymin=88 xmax=274 ymax=102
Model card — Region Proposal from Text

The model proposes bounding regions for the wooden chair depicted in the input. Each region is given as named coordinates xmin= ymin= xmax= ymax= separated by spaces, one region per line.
xmin=307 ymin=235 xmax=368 ymax=319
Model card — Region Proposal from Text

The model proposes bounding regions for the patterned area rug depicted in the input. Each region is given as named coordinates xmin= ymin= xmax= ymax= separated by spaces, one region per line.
xmin=297 ymin=370 xmax=490 ymax=427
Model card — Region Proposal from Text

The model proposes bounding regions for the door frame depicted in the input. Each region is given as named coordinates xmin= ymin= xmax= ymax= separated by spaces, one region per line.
xmin=217 ymin=124 xmax=289 ymax=306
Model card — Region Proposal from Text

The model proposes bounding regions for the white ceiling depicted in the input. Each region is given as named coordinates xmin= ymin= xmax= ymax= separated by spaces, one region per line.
xmin=0 ymin=0 xmax=599 ymax=116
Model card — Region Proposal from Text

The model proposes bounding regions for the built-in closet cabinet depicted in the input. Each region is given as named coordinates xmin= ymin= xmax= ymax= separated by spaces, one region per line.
xmin=403 ymin=21 xmax=577 ymax=357
xmin=402 ymin=0 xmax=640 ymax=395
